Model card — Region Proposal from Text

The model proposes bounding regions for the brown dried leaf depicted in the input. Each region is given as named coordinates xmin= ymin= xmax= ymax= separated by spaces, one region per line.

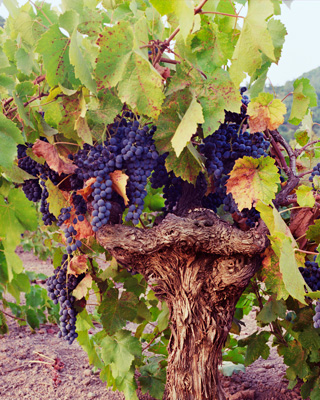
xmin=155 ymin=63 xmax=171 ymax=80
xmin=72 ymin=274 xmax=93 ymax=299
xmin=77 ymin=177 xmax=95 ymax=201
xmin=290 ymin=208 xmax=320 ymax=248
xmin=33 ymin=140 xmax=77 ymax=175
xmin=68 ymin=255 xmax=88 ymax=276
xmin=110 ymin=170 xmax=129 ymax=206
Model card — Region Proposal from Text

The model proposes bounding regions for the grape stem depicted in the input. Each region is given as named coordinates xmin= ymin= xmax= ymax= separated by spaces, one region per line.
xmin=199 ymin=11 xmax=244 ymax=18
xmin=2 ymin=75 xmax=46 ymax=109
xmin=0 ymin=308 xmax=26 ymax=322
xmin=295 ymin=140 xmax=320 ymax=157
xmin=294 ymin=249 xmax=318 ymax=255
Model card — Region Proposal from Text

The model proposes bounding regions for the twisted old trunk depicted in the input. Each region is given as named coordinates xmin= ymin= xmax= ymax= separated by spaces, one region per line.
xmin=97 ymin=209 xmax=268 ymax=400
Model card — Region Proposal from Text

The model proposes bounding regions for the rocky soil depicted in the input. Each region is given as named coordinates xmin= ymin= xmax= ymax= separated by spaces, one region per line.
xmin=0 ymin=251 xmax=306 ymax=400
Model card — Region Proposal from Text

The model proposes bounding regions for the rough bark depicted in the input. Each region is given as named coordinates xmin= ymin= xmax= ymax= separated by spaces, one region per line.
xmin=97 ymin=209 xmax=268 ymax=400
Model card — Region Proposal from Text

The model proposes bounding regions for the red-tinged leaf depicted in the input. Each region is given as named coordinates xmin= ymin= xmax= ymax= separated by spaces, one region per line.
xmin=110 ymin=171 xmax=129 ymax=206
xmin=68 ymin=255 xmax=88 ymax=276
xmin=226 ymin=156 xmax=279 ymax=211
xmin=247 ymin=93 xmax=287 ymax=133
xmin=77 ymin=178 xmax=95 ymax=201
xmin=260 ymin=247 xmax=289 ymax=300
xmin=73 ymin=274 xmax=93 ymax=299
xmin=32 ymin=140 xmax=77 ymax=175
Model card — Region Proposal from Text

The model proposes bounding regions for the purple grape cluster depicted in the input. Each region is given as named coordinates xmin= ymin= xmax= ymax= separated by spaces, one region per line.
xmin=73 ymin=117 xmax=159 ymax=227
xmin=299 ymin=259 xmax=320 ymax=329
xmin=309 ymin=163 xmax=320 ymax=184
xmin=313 ymin=301 xmax=320 ymax=329
xmin=22 ymin=179 xmax=42 ymax=202
xmin=46 ymin=254 xmax=84 ymax=344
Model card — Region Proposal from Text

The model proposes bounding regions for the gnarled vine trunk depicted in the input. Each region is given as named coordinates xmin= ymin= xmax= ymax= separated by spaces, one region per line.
xmin=97 ymin=210 xmax=268 ymax=400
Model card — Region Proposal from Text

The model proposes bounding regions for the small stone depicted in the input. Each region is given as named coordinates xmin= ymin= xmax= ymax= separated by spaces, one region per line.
xmin=84 ymin=369 xmax=91 ymax=376
xmin=68 ymin=375 xmax=74 ymax=381
xmin=87 ymin=392 xmax=95 ymax=399
xmin=83 ymin=377 xmax=91 ymax=386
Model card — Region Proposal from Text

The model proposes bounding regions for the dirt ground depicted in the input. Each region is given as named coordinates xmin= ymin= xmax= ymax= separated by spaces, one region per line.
xmin=0 ymin=251 xmax=306 ymax=400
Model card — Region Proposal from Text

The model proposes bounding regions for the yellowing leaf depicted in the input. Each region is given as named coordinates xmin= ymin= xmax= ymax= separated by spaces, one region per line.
xmin=255 ymin=202 xmax=307 ymax=304
xmin=226 ymin=156 xmax=280 ymax=211
xmin=296 ymin=185 xmax=315 ymax=208
xmin=68 ymin=255 xmax=88 ymax=276
xmin=46 ymin=180 xmax=68 ymax=218
xmin=247 ymin=92 xmax=287 ymax=133
xmin=229 ymin=0 xmax=275 ymax=86
xmin=73 ymin=274 xmax=92 ymax=299
xmin=288 ymin=78 xmax=317 ymax=125
xmin=110 ymin=171 xmax=129 ymax=206
xmin=171 ymin=96 xmax=204 ymax=157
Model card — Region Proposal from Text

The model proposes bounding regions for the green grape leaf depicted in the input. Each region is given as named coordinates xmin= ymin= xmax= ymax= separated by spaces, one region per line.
xmin=298 ymin=328 xmax=320 ymax=359
xmin=306 ymin=220 xmax=320 ymax=244
xmin=74 ymin=116 xmax=93 ymax=145
xmin=199 ymin=70 xmax=241 ymax=136
xmin=58 ymin=93 xmax=85 ymax=143
xmin=69 ymin=29 xmax=97 ymax=94
xmin=87 ymin=90 xmax=123 ymax=135
xmin=171 ymin=95 xmax=204 ymax=157
xmin=13 ymin=92 xmax=35 ymax=129
xmin=2 ymin=164 xmax=35 ymax=184
xmin=95 ymin=20 xmax=164 ymax=118
xmin=5 ymin=250 xmax=23 ymax=276
xmin=115 ymin=368 xmax=138 ymax=400
xmin=16 ymin=48 xmax=34 ymax=75
xmin=0 ymin=114 xmax=24 ymax=169
xmin=310 ymin=379 xmax=320 ymax=400
xmin=42 ymin=100 xmax=63 ymax=129
xmin=26 ymin=286 xmax=44 ymax=309
xmin=76 ymin=308 xmax=94 ymax=331
xmin=139 ymin=358 xmax=166 ymax=399
xmin=156 ymin=302 xmax=169 ymax=331
xmin=260 ymin=247 xmax=289 ymax=301
xmin=98 ymin=288 xmax=138 ymax=335
xmin=0 ymin=311 xmax=9 ymax=335
xmin=257 ymin=297 xmax=286 ymax=324
xmin=190 ymin=18 xmax=235 ymax=71
xmin=169 ymin=64 xmax=241 ymax=136
xmin=229 ymin=0 xmax=275 ymax=86
xmin=275 ymin=234 xmax=307 ymax=304
xmin=26 ymin=308 xmax=40 ymax=330
xmin=0 ymin=73 xmax=15 ymax=90
xmin=76 ymin=328 xmax=104 ymax=369
xmin=100 ymin=330 xmax=141 ymax=377
xmin=247 ymin=92 xmax=286 ymax=133
xmin=267 ymin=18 xmax=287 ymax=62
xmin=238 ymin=331 xmax=271 ymax=366
xmin=226 ymin=156 xmax=280 ymax=211
xmin=294 ymin=111 xmax=314 ymax=146
xmin=36 ymin=24 xmax=73 ymax=87
xmin=288 ymin=78 xmax=318 ymax=125
xmin=14 ymin=10 xmax=45 ymax=46
xmin=150 ymin=0 xmax=193 ymax=40
xmin=296 ymin=185 xmax=315 ymax=208
xmin=0 ymin=189 xmax=38 ymax=251
xmin=278 ymin=340 xmax=310 ymax=380
xmin=59 ymin=9 xmax=80 ymax=35
xmin=154 ymin=88 xmax=202 ymax=183
xmin=256 ymin=203 xmax=307 ymax=304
